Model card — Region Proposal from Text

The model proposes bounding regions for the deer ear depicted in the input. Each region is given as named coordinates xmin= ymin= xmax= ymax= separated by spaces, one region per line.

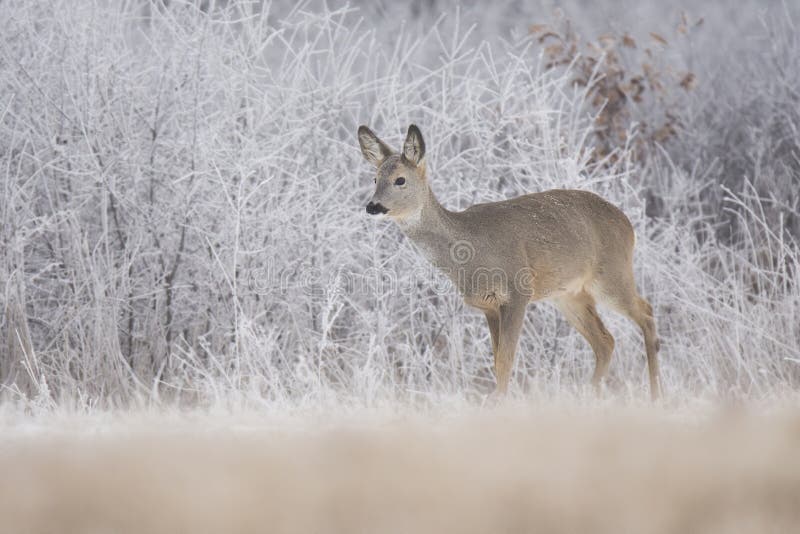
xmin=402 ymin=124 xmax=425 ymax=166
xmin=358 ymin=125 xmax=394 ymax=167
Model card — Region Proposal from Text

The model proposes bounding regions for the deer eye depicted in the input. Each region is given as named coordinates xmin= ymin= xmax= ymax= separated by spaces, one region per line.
xmin=394 ymin=177 xmax=406 ymax=186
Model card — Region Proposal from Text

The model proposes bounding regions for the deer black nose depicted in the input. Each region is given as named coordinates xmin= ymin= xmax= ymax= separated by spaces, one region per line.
xmin=366 ymin=202 xmax=388 ymax=215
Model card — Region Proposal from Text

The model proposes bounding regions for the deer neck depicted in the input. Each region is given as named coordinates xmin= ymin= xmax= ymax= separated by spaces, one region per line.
xmin=395 ymin=187 xmax=460 ymax=267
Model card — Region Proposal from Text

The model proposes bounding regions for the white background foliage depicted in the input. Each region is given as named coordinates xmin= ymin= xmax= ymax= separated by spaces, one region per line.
xmin=1 ymin=0 xmax=799 ymax=411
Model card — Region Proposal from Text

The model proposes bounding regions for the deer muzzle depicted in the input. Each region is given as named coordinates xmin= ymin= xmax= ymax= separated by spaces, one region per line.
xmin=366 ymin=202 xmax=389 ymax=215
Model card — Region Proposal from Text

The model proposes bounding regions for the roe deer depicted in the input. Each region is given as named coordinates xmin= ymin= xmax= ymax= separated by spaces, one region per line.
xmin=359 ymin=124 xmax=661 ymax=399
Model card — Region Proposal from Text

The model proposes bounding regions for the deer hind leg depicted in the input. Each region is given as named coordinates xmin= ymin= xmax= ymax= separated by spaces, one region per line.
xmin=635 ymin=297 xmax=661 ymax=399
xmin=594 ymin=270 xmax=661 ymax=400
xmin=555 ymin=291 xmax=615 ymax=391
xmin=625 ymin=296 xmax=661 ymax=400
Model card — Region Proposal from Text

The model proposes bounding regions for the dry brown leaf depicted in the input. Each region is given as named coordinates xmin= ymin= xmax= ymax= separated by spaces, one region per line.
xmin=608 ymin=86 xmax=627 ymax=105
xmin=586 ymin=42 xmax=602 ymax=56
xmin=598 ymin=33 xmax=616 ymax=49
xmin=623 ymin=77 xmax=645 ymax=101
xmin=537 ymin=31 xmax=562 ymax=43
xmin=529 ymin=23 xmax=549 ymax=34
xmin=654 ymin=123 xmax=676 ymax=142
xmin=650 ymin=32 xmax=668 ymax=46
xmin=680 ymin=72 xmax=696 ymax=90
xmin=545 ymin=44 xmax=564 ymax=57
xmin=622 ymin=33 xmax=636 ymax=48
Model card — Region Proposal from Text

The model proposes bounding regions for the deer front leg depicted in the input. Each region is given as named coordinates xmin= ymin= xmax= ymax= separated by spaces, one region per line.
xmin=492 ymin=296 xmax=528 ymax=395
xmin=484 ymin=310 xmax=499 ymax=358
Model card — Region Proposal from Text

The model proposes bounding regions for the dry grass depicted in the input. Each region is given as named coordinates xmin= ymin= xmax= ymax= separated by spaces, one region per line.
xmin=2 ymin=406 xmax=800 ymax=534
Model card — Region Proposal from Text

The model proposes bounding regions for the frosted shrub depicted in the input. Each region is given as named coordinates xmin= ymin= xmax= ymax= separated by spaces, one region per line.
xmin=1 ymin=0 xmax=798 ymax=409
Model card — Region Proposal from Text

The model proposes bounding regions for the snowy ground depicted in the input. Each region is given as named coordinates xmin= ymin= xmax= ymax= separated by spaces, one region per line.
xmin=2 ymin=404 xmax=800 ymax=534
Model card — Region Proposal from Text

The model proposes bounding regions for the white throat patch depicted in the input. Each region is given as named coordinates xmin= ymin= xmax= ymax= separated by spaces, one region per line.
xmin=394 ymin=207 xmax=423 ymax=231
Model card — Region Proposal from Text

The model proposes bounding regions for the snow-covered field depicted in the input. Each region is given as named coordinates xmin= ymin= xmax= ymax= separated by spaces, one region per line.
xmin=2 ymin=0 xmax=800 ymax=530
xmin=2 ymin=405 xmax=800 ymax=533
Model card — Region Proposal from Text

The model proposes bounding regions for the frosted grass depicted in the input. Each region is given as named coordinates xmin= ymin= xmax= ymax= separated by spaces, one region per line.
xmin=1 ymin=0 xmax=799 ymax=412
